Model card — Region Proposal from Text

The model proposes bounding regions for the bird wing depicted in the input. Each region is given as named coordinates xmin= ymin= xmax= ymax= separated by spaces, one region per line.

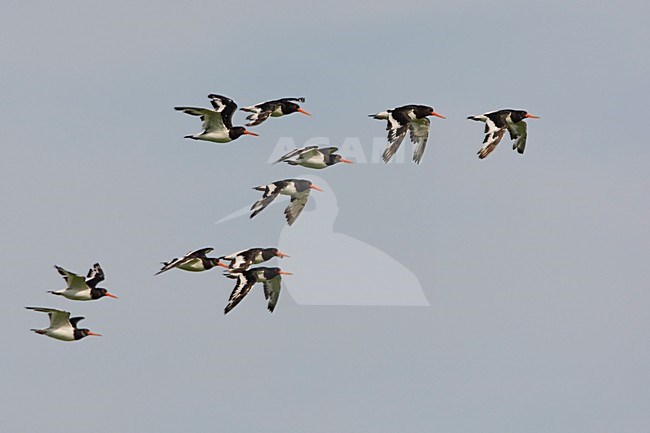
xmin=69 ymin=316 xmax=85 ymax=329
xmin=188 ymin=247 xmax=214 ymax=258
xmin=274 ymin=146 xmax=319 ymax=164
xmin=506 ymin=117 xmax=528 ymax=154
xmin=222 ymin=249 xmax=258 ymax=270
xmin=408 ymin=117 xmax=431 ymax=164
xmin=278 ymin=97 xmax=305 ymax=103
xmin=244 ymin=110 xmax=272 ymax=126
xmin=263 ymin=276 xmax=282 ymax=313
xmin=284 ymin=190 xmax=310 ymax=226
xmin=155 ymin=248 xmax=203 ymax=275
xmin=85 ymin=263 xmax=105 ymax=288
xmin=174 ymin=107 xmax=226 ymax=134
xmin=207 ymin=94 xmax=237 ymax=129
xmin=477 ymin=117 xmax=506 ymax=159
xmin=224 ymin=273 xmax=256 ymax=314
xmin=26 ymin=307 xmax=71 ymax=329
xmin=250 ymin=184 xmax=283 ymax=219
xmin=382 ymin=111 xmax=409 ymax=163
xmin=54 ymin=266 xmax=87 ymax=290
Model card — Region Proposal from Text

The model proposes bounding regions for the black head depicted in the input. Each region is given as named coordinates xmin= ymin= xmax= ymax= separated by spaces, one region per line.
xmin=209 ymin=258 xmax=229 ymax=269
xmin=264 ymin=267 xmax=292 ymax=279
xmin=282 ymin=102 xmax=300 ymax=114
xmin=91 ymin=287 xmax=118 ymax=300
xmin=509 ymin=110 xmax=540 ymax=123
xmin=74 ymin=328 xmax=102 ymax=340
xmin=414 ymin=105 xmax=446 ymax=119
xmin=229 ymin=126 xmax=259 ymax=140
xmin=261 ymin=248 xmax=279 ymax=261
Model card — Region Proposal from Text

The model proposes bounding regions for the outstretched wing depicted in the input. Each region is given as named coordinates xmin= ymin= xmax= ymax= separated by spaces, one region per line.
xmin=174 ymin=107 xmax=226 ymax=134
xmin=221 ymin=248 xmax=258 ymax=271
xmin=224 ymin=273 xmax=256 ymax=314
xmin=207 ymin=94 xmax=237 ymax=129
xmin=408 ymin=117 xmax=431 ymax=164
xmin=278 ymin=97 xmax=305 ymax=103
xmin=477 ymin=117 xmax=506 ymax=159
xmin=274 ymin=145 xmax=319 ymax=164
xmin=263 ymin=276 xmax=282 ymax=313
xmin=54 ymin=266 xmax=87 ymax=290
xmin=26 ymin=307 xmax=71 ymax=329
xmin=382 ymin=111 xmax=409 ymax=163
xmin=250 ymin=183 xmax=283 ymax=219
xmin=506 ymin=118 xmax=528 ymax=155
xmin=69 ymin=316 xmax=85 ymax=329
xmin=155 ymin=247 xmax=215 ymax=275
xmin=284 ymin=190 xmax=310 ymax=226
xmin=85 ymin=263 xmax=105 ymax=288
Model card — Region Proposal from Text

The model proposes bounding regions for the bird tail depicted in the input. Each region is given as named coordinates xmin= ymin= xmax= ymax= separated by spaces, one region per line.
xmin=31 ymin=329 xmax=46 ymax=335
xmin=184 ymin=135 xmax=198 ymax=139
xmin=47 ymin=291 xmax=62 ymax=296
xmin=369 ymin=111 xmax=389 ymax=120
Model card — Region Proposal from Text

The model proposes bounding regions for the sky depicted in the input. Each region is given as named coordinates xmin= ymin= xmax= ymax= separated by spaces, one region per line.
xmin=1 ymin=1 xmax=649 ymax=432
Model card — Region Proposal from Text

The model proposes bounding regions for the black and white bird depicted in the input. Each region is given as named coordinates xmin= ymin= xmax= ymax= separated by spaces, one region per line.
xmin=223 ymin=267 xmax=292 ymax=314
xmin=175 ymin=94 xmax=259 ymax=143
xmin=219 ymin=247 xmax=290 ymax=271
xmin=155 ymin=247 xmax=228 ymax=275
xmin=467 ymin=109 xmax=540 ymax=159
xmin=250 ymin=179 xmax=323 ymax=226
xmin=26 ymin=307 xmax=102 ymax=341
xmin=370 ymin=104 xmax=446 ymax=164
xmin=274 ymin=146 xmax=353 ymax=169
xmin=240 ymin=97 xmax=311 ymax=126
xmin=48 ymin=263 xmax=118 ymax=301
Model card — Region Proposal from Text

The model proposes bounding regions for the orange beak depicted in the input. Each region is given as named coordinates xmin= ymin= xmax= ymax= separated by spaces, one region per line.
xmin=217 ymin=261 xmax=230 ymax=269
xmin=87 ymin=331 xmax=102 ymax=337
xmin=276 ymin=251 xmax=291 ymax=258
xmin=430 ymin=111 xmax=446 ymax=119
xmin=525 ymin=113 xmax=541 ymax=119
xmin=279 ymin=271 xmax=293 ymax=276
xmin=297 ymin=108 xmax=312 ymax=116
xmin=309 ymin=184 xmax=323 ymax=192
xmin=244 ymin=130 xmax=259 ymax=136
xmin=340 ymin=158 xmax=353 ymax=164
xmin=105 ymin=292 xmax=119 ymax=299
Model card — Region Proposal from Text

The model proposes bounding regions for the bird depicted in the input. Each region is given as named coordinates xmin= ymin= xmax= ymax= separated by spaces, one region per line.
xmin=274 ymin=146 xmax=353 ymax=169
xmin=155 ymin=247 xmax=229 ymax=275
xmin=219 ymin=247 xmax=290 ymax=271
xmin=174 ymin=94 xmax=259 ymax=143
xmin=26 ymin=307 xmax=102 ymax=341
xmin=467 ymin=109 xmax=541 ymax=159
xmin=223 ymin=267 xmax=292 ymax=314
xmin=370 ymin=104 xmax=446 ymax=164
xmin=48 ymin=263 xmax=118 ymax=301
xmin=240 ymin=97 xmax=311 ymax=126
xmin=250 ymin=179 xmax=323 ymax=226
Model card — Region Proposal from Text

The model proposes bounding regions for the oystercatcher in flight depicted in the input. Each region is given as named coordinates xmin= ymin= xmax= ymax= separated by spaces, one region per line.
xmin=219 ymin=247 xmax=290 ymax=271
xmin=240 ymin=97 xmax=311 ymax=126
xmin=274 ymin=146 xmax=353 ymax=169
xmin=48 ymin=263 xmax=118 ymax=301
xmin=370 ymin=104 xmax=445 ymax=164
xmin=467 ymin=109 xmax=540 ymax=159
xmin=175 ymin=94 xmax=259 ymax=143
xmin=26 ymin=307 xmax=102 ymax=341
xmin=250 ymin=179 xmax=323 ymax=226
xmin=155 ymin=247 xmax=228 ymax=275
xmin=223 ymin=267 xmax=292 ymax=314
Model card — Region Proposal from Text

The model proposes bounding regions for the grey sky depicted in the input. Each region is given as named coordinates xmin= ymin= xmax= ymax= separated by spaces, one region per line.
xmin=2 ymin=1 xmax=649 ymax=432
